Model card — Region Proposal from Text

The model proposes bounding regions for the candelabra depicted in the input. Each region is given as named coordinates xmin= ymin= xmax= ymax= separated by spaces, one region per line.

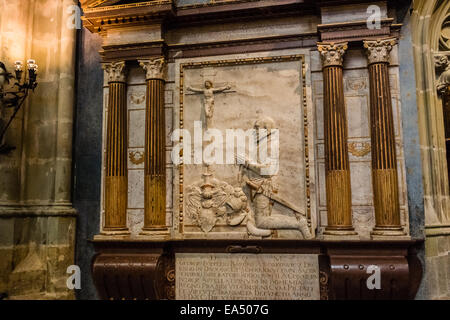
xmin=0 ymin=60 xmax=38 ymax=154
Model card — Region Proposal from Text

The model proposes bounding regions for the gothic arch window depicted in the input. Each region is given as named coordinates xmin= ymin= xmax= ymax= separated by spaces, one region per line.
xmin=436 ymin=54 xmax=450 ymax=183
xmin=412 ymin=0 xmax=450 ymax=225
xmin=436 ymin=15 xmax=450 ymax=209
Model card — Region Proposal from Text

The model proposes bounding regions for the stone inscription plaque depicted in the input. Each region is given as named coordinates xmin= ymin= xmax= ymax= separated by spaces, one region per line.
xmin=176 ymin=253 xmax=320 ymax=300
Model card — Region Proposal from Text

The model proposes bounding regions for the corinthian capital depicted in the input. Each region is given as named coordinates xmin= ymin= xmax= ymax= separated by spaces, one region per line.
xmin=363 ymin=38 xmax=397 ymax=65
xmin=317 ymin=42 xmax=348 ymax=68
xmin=139 ymin=58 xmax=165 ymax=80
xmin=102 ymin=61 xmax=127 ymax=83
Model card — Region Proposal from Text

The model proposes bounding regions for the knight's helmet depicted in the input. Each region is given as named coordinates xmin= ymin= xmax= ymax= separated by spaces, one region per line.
xmin=254 ymin=116 xmax=276 ymax=143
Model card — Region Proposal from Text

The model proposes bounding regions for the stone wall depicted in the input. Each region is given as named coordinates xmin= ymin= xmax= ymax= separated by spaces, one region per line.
xmin=73 ymin=27 xmax=103 ymax=300
xmin=0 ymin=0 xmax=77 ymax=299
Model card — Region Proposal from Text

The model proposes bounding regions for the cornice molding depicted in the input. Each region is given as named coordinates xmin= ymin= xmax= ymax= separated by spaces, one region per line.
xmin=98 ymin=34 xmax=319 ymax=62
xmin=83 ymin=0 xmax=172 ymax=13
xmin=80 ymin=0 xmax=121 ymax=9
xmin=81 ymin=1 xmax=174 ymax=33
xmin=81 ymin=0 xmax=308 ymax=33
xmin=100 ymin=41 xmax=166 ymax=62
xmin=318 ymin=18 xmax=399 ymax=43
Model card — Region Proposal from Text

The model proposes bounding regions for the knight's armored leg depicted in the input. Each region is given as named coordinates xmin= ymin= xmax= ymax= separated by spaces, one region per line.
xmin=298 ymin=216 xmax=312 ymax=239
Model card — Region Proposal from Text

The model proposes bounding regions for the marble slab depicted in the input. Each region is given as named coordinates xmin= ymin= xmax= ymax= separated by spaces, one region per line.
xmin=176 ymin=253 xmax=320 ymax=300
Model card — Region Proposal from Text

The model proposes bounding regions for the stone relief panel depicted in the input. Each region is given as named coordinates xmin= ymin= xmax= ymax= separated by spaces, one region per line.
xmin=311 ymin=48 xmax=409 ymax=239
xmin=174 ymin=52 xmax=316 ymax=239
xmin=97 ymin=49 xmax=410 ymax=239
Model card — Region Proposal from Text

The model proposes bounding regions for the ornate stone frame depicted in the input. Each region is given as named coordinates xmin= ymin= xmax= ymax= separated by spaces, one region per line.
xmin=175 ymin=54 xmax=313 ymax=237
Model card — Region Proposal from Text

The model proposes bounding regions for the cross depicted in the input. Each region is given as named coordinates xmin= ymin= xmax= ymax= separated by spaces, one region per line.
xmin=186 ymin=79 xmax=234 ymax=129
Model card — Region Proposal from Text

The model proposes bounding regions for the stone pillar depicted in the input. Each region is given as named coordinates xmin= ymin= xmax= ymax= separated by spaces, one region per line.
xmin=101 ymin=61 xmax=129 ymax=235
xmin=317 ymin=42 xmax=357 ymax=238
xmin=139 ymin=58 xmax=168 ymax=237
xmin=363 ymin=38 xmax=406 ymax=238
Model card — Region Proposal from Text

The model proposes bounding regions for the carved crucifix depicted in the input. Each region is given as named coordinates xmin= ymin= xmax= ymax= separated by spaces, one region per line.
xmin=187 ymin=80 xmax=231 ymax=129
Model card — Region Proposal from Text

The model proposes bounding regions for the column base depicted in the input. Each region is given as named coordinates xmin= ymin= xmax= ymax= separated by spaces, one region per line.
xmin=139 ymin=227 xmax=170 ymax=239
xmin=323 ymin=234 xmax=360 ymax=241
xmin=323 ymin=227 xmax=359 ymax=240
xmin=371 ymin=227 xmax=410 ymax=240
xmin=96 ymin=228 xmax=130 ymax=239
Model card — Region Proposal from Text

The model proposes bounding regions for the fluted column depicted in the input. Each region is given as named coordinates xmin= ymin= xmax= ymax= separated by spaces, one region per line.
xmin=363 ymin=38 xmax=406 ymax=237
xmin=317 ymin=42 xmax=357 ymax=237
xmin=102 ymin=61 xmax=129 ymax=235
xmin=139 ymin=58 xmax=168 ymax=237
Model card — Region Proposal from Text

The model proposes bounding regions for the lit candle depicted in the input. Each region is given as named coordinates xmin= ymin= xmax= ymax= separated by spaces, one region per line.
xmin=14 ymin=61 xmax=23 ymax=72
xmin=27 ymin=59 xmax=38 ymax=72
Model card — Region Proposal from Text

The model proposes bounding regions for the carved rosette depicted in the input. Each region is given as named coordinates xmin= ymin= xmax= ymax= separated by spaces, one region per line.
xmin=363 ymin=38 xmax=397 ymax=65
xmin=317 ymin=42 xmax=348 ymax=68
xmin=139 ymin=58 xmax=166 ymax=80
xmin=102 ymin=61 xmax=127 ymax=83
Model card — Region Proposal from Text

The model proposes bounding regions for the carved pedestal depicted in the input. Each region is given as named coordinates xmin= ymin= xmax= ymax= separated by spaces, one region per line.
xmin=91 ymin=240 xmax=423 ymax=300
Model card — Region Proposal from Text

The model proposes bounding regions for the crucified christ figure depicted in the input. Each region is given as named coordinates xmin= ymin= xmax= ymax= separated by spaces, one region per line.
xmin=187 ymin=80 xmax=231 ymax=129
